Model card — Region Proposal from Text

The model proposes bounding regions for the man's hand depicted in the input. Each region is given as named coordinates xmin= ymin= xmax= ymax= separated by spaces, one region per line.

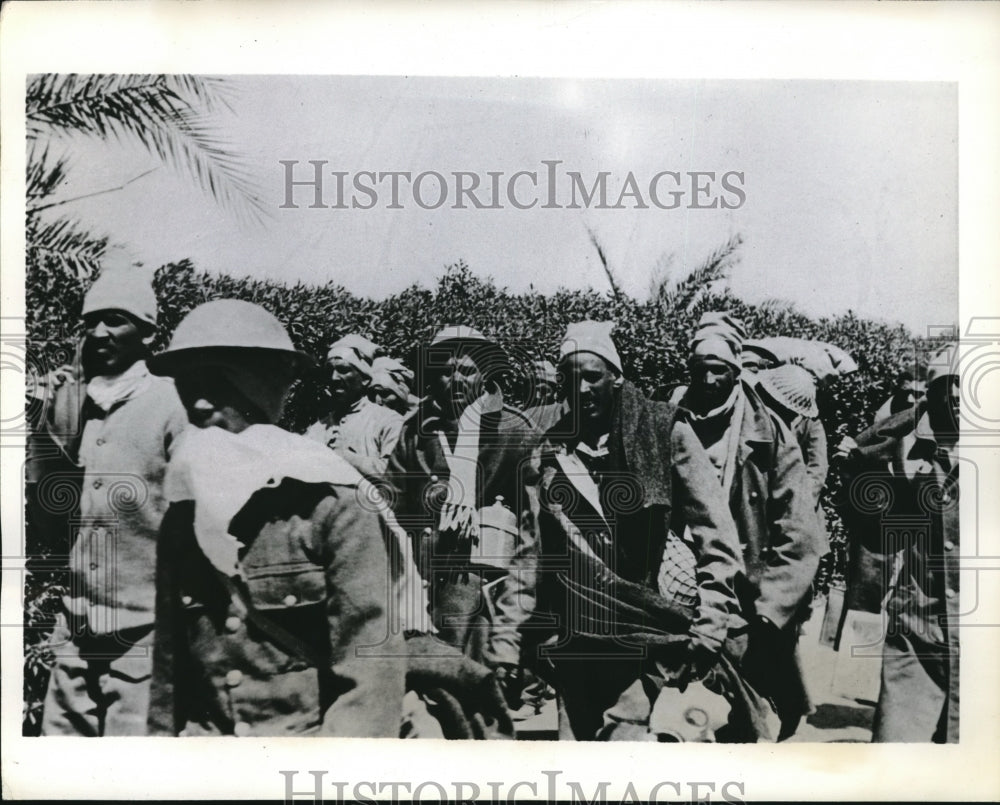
xmin=667 ymin=637 xmax=720 ymax=688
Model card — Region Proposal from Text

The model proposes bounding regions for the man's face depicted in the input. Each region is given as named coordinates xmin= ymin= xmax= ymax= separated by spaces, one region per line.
xmin=81 ymin=309 xmax=149 ymax=376
xmin=370 ymin=383 xmax=407 ymax=414
xmin=560 ymin=352 xmax=617 ymax=433
xmin=328 ymin=356 xmax=366 ymax=407
xmin=428 ymin=351 xmax=484 ymax=417
xmin=927 ymin=376 xmax=960 ymax=436
xmin=174 ymin=368 xmax=254 ymax=433
xmin=687 ymin=355 xmax=738 ymax=412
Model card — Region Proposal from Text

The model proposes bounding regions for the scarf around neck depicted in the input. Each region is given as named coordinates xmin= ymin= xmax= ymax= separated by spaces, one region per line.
xmin=86 ymin=359 xmax=152 ymax=412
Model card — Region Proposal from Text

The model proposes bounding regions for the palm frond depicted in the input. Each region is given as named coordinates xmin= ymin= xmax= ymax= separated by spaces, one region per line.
xmin=26 ymin=217 xmax=108 ymax=281
xmin=25 ymin=142 xmax=68 ymax=201
xmin=657 ymin=233 xmax=743 ymax=313
xmin=585 ymin=224 xmax=623 ymax=300
xmin=757 ymin=297 xmax=800 ymax=316
xmin=26 ymin=74 xmax=264 ymax=222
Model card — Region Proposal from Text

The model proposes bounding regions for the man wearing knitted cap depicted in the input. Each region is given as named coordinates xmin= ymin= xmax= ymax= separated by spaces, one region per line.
xmin=305 ymin=333 xmax=404 ymax=479
xmin=30 ymin=249 xmax=188 ymax=736
xmin=838 ymin=343 xmax=960 ymax=742
xmin=531 ymin=321 xmax=772 ymax=741
xmin=673 ymin=311 xmax=827 ymax=740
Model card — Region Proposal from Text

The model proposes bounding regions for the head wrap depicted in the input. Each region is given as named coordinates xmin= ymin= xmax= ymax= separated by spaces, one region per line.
xmin=81 ymin=247 xmax=158 ymax=327
xmin=926 ymin=342 xmax=959 ymax=387
xmin=690 ymin=311 xmax=747 ymax=369
xmin=370 ymin=356 xmax=414 ymax=400
xmin=327 ymin=333 xmax=379 ymax=378
xmin=559 ymin=320 xmax=623 ymax=374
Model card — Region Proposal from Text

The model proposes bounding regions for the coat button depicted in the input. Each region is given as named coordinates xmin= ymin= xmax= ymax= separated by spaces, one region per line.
xmin=233 ymin=721 xmax=251 ymax=737
xmin=430 ymin=475 xmax=439 ymax=483
xmin=225 ymin=669 xmax=243 ymax=687
xmin=944 ymin=540 xmax=955 ymax=551
xmin=945 ymin=588 xmax=957 ymax=600
xmin=89 ymin=562 xmax=98 ymax=571
xmin=283 ymin=594 xmax=298 ymax=606
xmin=92 ymin=479 xmax=103 ymax=489
xmin=96 ymin=438 xmax=106 ymax=446
xmin=181 ymin=595 xmax=193 ymax=606
xmin=225 ymin=616 xmax=242 ymax=632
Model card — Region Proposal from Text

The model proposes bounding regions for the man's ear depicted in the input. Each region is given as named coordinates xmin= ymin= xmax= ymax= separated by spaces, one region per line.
xmin=613 ymin=374 xmax=624 ymax=388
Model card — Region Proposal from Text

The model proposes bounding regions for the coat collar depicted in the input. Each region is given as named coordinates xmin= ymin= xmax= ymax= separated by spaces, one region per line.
xmin=737 ymin=383 xmax=777 ymax=466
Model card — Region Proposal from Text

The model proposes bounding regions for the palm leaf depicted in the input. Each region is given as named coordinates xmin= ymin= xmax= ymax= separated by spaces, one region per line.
xmin=656 ymin=233 xmax=743 ymax=313
xmin=26 ymin=217 xmax=108 ymax=281
xmin=25 ymin=142 xmax=68 ymax=201
xmin=26 ymin=74 xmax=264 ymax=222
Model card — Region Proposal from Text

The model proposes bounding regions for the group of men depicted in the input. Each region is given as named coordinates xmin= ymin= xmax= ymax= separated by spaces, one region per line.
xmin=27 ymin=256 xmax=960 ymax=743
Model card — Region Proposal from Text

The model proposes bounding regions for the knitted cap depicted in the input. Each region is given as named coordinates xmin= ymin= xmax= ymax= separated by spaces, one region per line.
xmin=756 ymin=364 xmax=819 ymax=418
xmin=81 ymin=248 xmax=157 ymax=327
xmin=690 ymin=311 xmax=747 ymax=368
xmin=559 ymin=320 xmax=623 ymax=374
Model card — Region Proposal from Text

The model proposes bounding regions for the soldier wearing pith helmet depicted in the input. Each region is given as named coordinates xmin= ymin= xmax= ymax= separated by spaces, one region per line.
xmin=146 ymin=299 xmax=406 ymax=737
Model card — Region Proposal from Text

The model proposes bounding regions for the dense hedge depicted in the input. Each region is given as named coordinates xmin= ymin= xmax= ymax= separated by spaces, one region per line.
xmin=23 ymin=253 xmax=922 ymax=732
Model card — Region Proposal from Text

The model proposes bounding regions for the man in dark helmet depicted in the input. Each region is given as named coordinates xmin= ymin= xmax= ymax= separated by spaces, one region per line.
xmin=145 ymin=299 xmax=406 ymax=737
xmin=384 ymin=326 xmax=541 ymax=688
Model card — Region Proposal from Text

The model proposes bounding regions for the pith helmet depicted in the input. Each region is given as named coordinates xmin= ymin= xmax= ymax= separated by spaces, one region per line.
xmin=756 ymin=363 xmax=819 ymax=418
xmin=148 ymin=299 xmax=314 ymax=376
xmin=422 ymin=324 xmax=512 ymax=377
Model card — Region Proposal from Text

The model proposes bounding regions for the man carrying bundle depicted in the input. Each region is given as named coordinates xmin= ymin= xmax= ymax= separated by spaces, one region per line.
xmin=533 ymin=320 xmax=769 ymax=741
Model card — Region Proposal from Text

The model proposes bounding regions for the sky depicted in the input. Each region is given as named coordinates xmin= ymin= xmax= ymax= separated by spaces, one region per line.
xmin=40 ymin=76 xmax=957 ymax=333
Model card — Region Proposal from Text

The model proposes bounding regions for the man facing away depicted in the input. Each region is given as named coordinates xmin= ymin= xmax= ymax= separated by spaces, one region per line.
xmin=146 ymin=300 xmax=405 ymax=737
xmin=37 ymin=253 xmax=188 ymax=736
xmin=673 ymin=312 xmax=828 ymax=740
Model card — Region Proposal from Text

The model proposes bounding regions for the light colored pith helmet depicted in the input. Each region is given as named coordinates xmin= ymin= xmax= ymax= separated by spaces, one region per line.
xmin=148 ymin=299 xmax=314 ymax=376
xmin=756 ymin=363 xmax=819 ymax=418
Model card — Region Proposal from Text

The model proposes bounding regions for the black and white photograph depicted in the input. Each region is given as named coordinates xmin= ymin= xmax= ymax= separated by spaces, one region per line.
xmin=2 ymin=3 xmax=998 ymax=802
